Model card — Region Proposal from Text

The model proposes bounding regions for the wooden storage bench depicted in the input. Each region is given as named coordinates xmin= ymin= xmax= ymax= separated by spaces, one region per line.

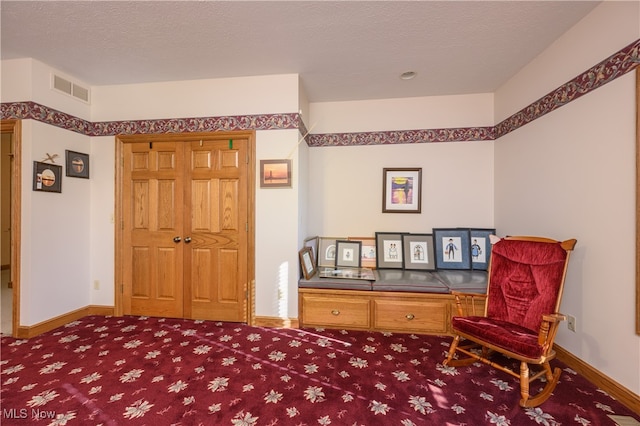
xmin=298 ymin=270 xmax=487 ymax=335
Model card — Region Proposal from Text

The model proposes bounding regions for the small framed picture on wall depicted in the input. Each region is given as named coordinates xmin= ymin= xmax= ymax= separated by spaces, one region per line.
xmin=33 ymin=161 xmax=62 ymax=193
xmin=382 ymin=168 xmax=422 ymax=213
xmin=260 ymin=159 xmax=291 ymax=188
xmin=65 ymin=150 xmax=90 ymax=179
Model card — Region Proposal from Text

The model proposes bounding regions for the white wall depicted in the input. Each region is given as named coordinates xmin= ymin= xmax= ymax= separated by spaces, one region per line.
xmin=1 ymin=59 xmax=93 ymax=326
xmin=1 ymin=58 xmax=92 ymax=121
xmin=494 ymin=1 xmax=640 ymax=394
xmin=307 ymin=94 xmax=495 ymax=237
xmin=495 ymin=2 xmax=640 ymax=123
xmin=23 ymin=122 xmax=91 ymax=325
xmin=254 ymin=129 xmax=302 ymax=318
xmin=1 ymin=59 xmax=33 ymax=103
xmin=91 ymin=74 xmax=300 ymax=121
xmin=311 ymin=94 xmax=494 ymax=133
xmin=307 ymin=142 xmax=494 ymax=237
xmin=89 ymin=136 xmax=115 ymax=306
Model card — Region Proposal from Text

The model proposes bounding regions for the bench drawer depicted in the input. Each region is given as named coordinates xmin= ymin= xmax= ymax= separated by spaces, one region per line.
xmin=300 ymin=294 xmax=371 ymax=329
xmin=373 ymin=299 xmax=449 ymax=333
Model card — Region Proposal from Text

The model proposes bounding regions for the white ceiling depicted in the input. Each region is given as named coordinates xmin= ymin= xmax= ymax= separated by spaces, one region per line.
xmin=1 ymin=1 xmax=601 ymax=103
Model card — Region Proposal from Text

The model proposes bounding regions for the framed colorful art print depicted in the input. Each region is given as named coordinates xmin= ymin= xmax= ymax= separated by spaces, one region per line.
xmin=260 ymin=159 xmax=291 ymax=188
xmin=382 ymin=168 xmax=422 ymax=213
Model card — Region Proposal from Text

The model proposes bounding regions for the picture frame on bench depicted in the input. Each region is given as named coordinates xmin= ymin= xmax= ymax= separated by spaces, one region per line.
xmin=348 ymin=236 xmax=377 ymax=268
xmin=317 ymin=237 xmax=345 ymax=267
xmin=468 ymin=228 xmax=496 ymax=270
xmin=303 ymin=235 xmax=319 ymax=267
xmin=299 ymin=247 xmax=317 ymax=280
xmin=375 ymin=232 xmax=406 ymax=269
xmin=402 ymin=233 xmax=436 ymax=271
xmin=433 ymin=228 xmax=471 ymax=270
xmin=335 ymin=240 xmax=362 ymax=268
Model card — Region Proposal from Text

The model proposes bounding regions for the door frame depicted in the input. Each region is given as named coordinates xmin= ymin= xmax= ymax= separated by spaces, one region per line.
xmin=114 ymin=131 xmax=256 ymax=324
xmin=1 ymin=119 xmax=22 ymax=337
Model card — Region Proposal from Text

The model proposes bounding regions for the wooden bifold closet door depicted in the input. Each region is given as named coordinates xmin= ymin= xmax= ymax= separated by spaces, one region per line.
xmin=118 ymin=132 xmax=251 ymax=323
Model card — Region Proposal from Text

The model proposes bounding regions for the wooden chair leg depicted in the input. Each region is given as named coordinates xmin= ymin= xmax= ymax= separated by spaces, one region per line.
xmin=519 ymin=362 xmax=531 ymax=406
xmin=519 ymin=362 xmax=562 ymax=408
xmin=443 ymin=335 xmax=479 ymax=367
xmin=443 ymin=335 xmax=461 ymax=366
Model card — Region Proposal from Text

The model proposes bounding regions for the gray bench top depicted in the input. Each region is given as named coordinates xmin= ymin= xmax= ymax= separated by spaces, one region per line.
xmin=299 ymin=269 xmax=487 ymax=294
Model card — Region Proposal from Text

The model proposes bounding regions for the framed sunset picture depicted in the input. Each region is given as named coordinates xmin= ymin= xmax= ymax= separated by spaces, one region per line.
xmin=382 ymin=168 xmax=422 ymax=213
xmin=260 ymin=159 xmax=292 ymax=188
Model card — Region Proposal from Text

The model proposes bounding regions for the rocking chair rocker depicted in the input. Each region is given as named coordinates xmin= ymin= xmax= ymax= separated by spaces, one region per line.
xmin=443 ymin=235 xmax=577 ymax=408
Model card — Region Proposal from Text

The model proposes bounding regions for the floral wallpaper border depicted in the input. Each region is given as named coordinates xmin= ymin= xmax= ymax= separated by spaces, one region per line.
xmin=1 ymin=39 xmax=638 ymax=146
xmin=0 ymin=102 xmax=300 ymax=136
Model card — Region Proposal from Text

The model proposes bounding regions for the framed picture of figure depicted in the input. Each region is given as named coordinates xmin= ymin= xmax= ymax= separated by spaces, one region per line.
xmin=433 ymin=228 xmax=471 ymax=270
xmin=375 ymin=232 xmax=406 ymax=269
xmin=468 ymin=228 xmax=496 ymax=270
xmin=402 ymin=234 xmax=436 ymax=271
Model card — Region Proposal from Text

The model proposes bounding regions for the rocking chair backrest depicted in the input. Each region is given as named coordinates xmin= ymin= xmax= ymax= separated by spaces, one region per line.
xmin=485 ymin=237 xmax=574 ymax=333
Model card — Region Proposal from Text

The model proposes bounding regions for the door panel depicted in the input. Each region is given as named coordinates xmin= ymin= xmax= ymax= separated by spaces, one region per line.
xmin=123 ymin=141 xmax=184 ymax=318
xmin=186 ymin=139 xmax=247 ymax=322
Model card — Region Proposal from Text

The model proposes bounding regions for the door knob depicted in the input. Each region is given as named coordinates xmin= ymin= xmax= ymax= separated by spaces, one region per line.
xmin=184 ymin=237 xmax=192 ymax=243
xmin=173 ymin=236 xmax=181 ymax=243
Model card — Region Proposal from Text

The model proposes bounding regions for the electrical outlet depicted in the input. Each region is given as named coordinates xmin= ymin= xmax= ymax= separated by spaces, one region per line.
xmin=93 ymin=280 xmax=100 ymax=290
xmin=567 ymin=315 xmax=576 ymax=332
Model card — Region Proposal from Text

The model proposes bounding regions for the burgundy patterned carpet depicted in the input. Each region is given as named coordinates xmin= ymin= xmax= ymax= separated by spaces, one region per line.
xmin=1 ymin=315 xmax=638 ymax=425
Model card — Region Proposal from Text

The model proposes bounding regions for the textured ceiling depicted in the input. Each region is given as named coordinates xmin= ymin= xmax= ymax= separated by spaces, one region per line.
xmin=1 ymin=1 xmax=601 ymax=102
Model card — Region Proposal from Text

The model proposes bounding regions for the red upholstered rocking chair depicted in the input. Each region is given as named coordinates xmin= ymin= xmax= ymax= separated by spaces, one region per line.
xmin=443 ymin=235 xmax=577 ymax=408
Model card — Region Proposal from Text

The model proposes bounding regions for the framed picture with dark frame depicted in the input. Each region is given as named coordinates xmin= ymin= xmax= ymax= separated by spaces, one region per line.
xmin=382 ymin=168 xmax=422 ymax=213
xmin=303 ymin=235 xmax=319 ymax=267
xmin=299 ymin=247 xmax=317 ymax=280
xmin=260 ymin=159 xmax=291 ymax=188
xmin=65 ymin=150 xmax=90 ymax=179
xmin=335 ymin=240 xmax=361 ymax=268
xmin=468 ymin=228 xmax=496 ymax=270
xmin=402 ymin=234 xmax=436 ymax=271
xmin=433 ymin=228 xmax=471 ymax=270
xmin=348 ymin=236 xmax=376 ymax=268
xmin=375 ymin=232 xmax=406 ymax=269
xmin=317 ymin=237 xmax=345 ymax=268
xmin=32 ymin=161 xmax=62 ymax=193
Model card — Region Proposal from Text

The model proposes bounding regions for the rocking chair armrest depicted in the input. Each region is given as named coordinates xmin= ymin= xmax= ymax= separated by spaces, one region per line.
xmin=538 ymin=313 xmax=566 ymax=350
xmin=542 ymin=313 xmax=566 ymax=323
xmin=450 ymin=291 xmax=488 ymax=317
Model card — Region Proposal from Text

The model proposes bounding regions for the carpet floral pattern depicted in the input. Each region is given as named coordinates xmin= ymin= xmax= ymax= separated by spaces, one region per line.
xmin=1 ymin=316 xmax=638 ymax=425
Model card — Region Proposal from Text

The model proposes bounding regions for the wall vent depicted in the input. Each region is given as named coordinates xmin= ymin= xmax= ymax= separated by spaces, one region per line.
xmin=52 ymin=73 xmax=90 ymax=103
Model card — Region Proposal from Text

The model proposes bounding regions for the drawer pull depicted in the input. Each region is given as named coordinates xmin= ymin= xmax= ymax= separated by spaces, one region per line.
xmin=406 ymin=313 xmax=415 ymax=320
xmin=331 ymin=310 xmax=340 ymax=316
